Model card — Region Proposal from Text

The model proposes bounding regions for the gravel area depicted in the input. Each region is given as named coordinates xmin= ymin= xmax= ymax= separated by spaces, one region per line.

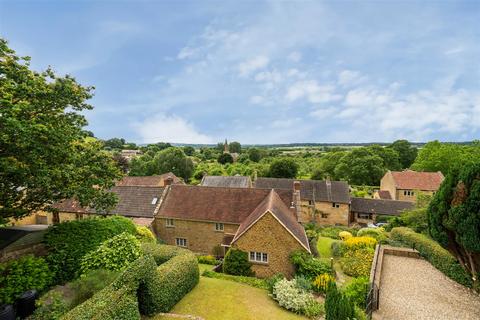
xmin=374 ymin=255 xmax=480 ymax=320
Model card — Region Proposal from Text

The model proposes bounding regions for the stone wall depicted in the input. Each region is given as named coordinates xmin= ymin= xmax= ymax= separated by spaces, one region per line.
xmin=380 ymin=172 xmax=397 ymax=200
xmin=299 ymin=200 xmax=350 ymax=225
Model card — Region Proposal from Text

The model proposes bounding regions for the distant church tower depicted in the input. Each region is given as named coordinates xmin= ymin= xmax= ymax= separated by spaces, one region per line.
xmin=223 ymin=139 xmax=229 ymax=153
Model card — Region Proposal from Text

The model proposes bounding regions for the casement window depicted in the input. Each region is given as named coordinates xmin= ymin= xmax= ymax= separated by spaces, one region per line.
xmin=358 ymin=213 xmax=373 ymax=220
xmin=175 ymin=238 xmax=187 ymax=247
xmin=403 ymin=191 xmax=414 ymax=196
xmin=321 ymin=213 xmax=329 ymax=218
xmin=166 ymin=218 xmax=175 ymax=227
xmin=249 ymin=251 xmax=268 ymax=263
xmin=332 ymin=203 xmax=340 ymax=208
xmin=215 ymin=222 xmax=224 ymax=231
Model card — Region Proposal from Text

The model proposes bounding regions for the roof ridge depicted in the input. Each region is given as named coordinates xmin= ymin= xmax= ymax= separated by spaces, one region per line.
xmin=172 ymin=184 xmax=285 ymax=192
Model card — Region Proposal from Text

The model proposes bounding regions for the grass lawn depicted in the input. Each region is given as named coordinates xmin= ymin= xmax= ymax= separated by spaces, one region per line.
xmin=317 ymin=236 xmax=337 ymax=259
xmin=149 ymin=277 xmax=307 ymax=320
xmin=198 ymin=263 xmax=214 ymax=274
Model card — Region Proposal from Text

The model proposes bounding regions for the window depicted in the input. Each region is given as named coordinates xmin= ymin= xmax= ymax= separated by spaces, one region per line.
xmin=332 ymin=203 xmax=340 ymax=208
xmin=166 ymin=218 xmax=175 ymax=227
xmin=308 ymin=200 xmax=314 ymax=205
xmin=321 ymin=213 xmax=329 ymax=218
xmin=151 ymin=197 xmax=158 ymax=204
xmin=358 ymin=213 xmax=373 ymax=220
xmin=215 ymin=223 xmax=224 ymax=231
xmin=404 ymin=190 xmax=414 ymax=196
xmin=249 ymin=251 xmax=268 ymax=263
xmin=175 ymin=238 xmax=187 ymax=247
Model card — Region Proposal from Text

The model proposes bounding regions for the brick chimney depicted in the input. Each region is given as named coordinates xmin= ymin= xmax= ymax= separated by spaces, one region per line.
xmin=293 ymin=181 xmax=301 ymax=192
xmin=291 ymin=181 xmax=302 ymax=222
xmin=164 ymin=176 xmax=174 ymax=186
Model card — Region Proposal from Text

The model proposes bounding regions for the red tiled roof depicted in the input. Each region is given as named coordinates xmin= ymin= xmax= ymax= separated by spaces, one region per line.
xmin=390 ymin=170 xmax=444 ymax=191
xmin=116 ymin=173 xmax=183 ymax=187
xmin=377 ymin=190 xmax=392 ymax=200
xmin=232 ymin=189 xmax=310 ymax=251
xmin=157 ymin=185 xmax=294 ymax=224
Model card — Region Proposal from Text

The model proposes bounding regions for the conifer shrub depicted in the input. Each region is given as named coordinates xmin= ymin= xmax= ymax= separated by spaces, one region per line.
xmin=325 ymin=284 xmax=355 ymax=320
xmin=223 ymin=248 xmax=254 ymax=276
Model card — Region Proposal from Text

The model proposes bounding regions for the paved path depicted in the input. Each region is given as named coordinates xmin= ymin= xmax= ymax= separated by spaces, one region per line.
xmin=374 ymin=255 xmax=480 ymax=320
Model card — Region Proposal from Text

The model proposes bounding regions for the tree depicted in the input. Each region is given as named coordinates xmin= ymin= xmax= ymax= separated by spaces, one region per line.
xmin=311 ymin=151 xmax=347 ymax=180
xmin=0 ymin=39 xmax=121 ymax=222
xmin=248 ymin=148 xmax=262 ymax=162
xmin=367 ymin=145 xmax=401 ymax=170
xmin=428 ymin=163 xmax=480 ymax=288
xmin=334 ymin=148 xmax=385 ymax=185
xmin=229 ymin=141 xmax=242 ymax=153
xmin=268 ymin=158 xmax=299 ymax=178
xmin=217 ymin=153 xmax=234 ymax=164
xmin=388 ymin=140 xmax=418 ymax=169
xmin=183 ymin=146 xmax=195 ymax=156
xmin=153 ymin=147 xmax=194 ymax=181
xmin=103 ymin=138 xmax=125 ymax=150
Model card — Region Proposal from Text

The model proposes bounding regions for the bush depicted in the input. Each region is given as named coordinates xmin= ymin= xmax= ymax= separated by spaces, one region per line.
xmin=44 ymin=216 xmax=137 ymax=283
xmin=339 ymin=231 xmax=352 ymax=241
xmin=223 ymin=248 xmax=254 ymax=276
xmin=271 ymin=279 xmax=317 ymax=315
xmin=265 ymin=273 xmax=285 ymax=294
xmin=390 ymin=227 xmax=472 ymax=287
xmin=312 ymin=273 xmax=335 ymax=294
xmin=354 ymin=306 xmax=368 ymax=320
xmin=357 ymin=228 xmax=388 ymax=243
xmin=331 ymin=241 xmax=346 ymax=258
xmin=197 ymin=255 xmax=220 ymax=265
xmin=202 ymin=270 xmax=268 ymax=290
xmin=0 ymin=255 xmax=53 ymax=304
xmin=70 ymin=269 xmax=120 ymax=308
xmin=319 ymin=226 xmax=358 ymax=239
xmin=290 ymin=250 xmax=332 ymax=279
xmin=30 ymin=291 xmax=69 ymax=320
xmin=135 ymin=226 xmax=156 ymax=243
xmin=344 ymin=236 xmax=377 ymax=251
xmin=340 ymin=248 xmax=374 ymax=278
xmin=343 ymin=277 xmax=369 ymax=307
xmin=325 ymin=285 xmax=355 ymax=320
xmin=303 ymin=300 xmax=325 ymax=318
xmin=141 ymin=242 xmax=183 ymax=265
xmin=294 ymin=275 xmax=313 ymax=291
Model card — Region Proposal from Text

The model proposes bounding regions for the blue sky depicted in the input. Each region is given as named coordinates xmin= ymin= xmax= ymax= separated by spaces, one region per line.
xmin=1 ymin=0 xmax=479 ymax=144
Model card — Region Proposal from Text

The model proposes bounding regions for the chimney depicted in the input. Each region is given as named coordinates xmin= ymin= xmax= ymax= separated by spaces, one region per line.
xmin=293 ymin=181 xmax=301 ymax=192
xmin=292 ymin=181 xmax=302 ymax=222
xmin=164 ymin=176 xmax=174 ymax=186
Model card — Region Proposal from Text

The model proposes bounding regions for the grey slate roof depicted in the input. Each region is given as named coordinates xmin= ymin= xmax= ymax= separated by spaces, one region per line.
xmin=254 ymin=178 xmax=350 ymax=204
xmin=350 ymin=197 xmax=414 ymax=216
xmin=200 ymin=175 xmax=252 ymax=188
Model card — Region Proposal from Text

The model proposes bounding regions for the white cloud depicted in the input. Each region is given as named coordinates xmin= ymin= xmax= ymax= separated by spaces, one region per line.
xmin=310 ymin=107 xmax=337 ymax=119
xmin=134 ymin=114 xmax=213 ymax=144
xmin=286 ymin=80 xmax=342 ymax=103
xmin=238 ymin=56 xmax=270 ymax=77
xmin=177 ymin=46 xmax=198 ymax=59
xmin=288 ymin=51 xmax=302 ymax=62
xmin=338 ymin=70 xmax=366 ymax=86
xmin=444 ymin=46 xmax=464 ymax=55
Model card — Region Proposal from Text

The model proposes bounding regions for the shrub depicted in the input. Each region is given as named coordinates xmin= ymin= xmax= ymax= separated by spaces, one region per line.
xmin=331 ymin=241 xmax=346 ymax=258
xmin=343 ymin=277 xmax=369 ymax=307
xmin=354 ymin=306 xmax=368 ymax=320
xmin=80 ymin=232 xmax=142 ymax=275
xmin=357 ymin=228 xmax=388 ymax=243
xmin=294 ymin=275 xmax=313 ymax=291
xmin=325 ymin=285 xmax=355 ymax=320
xmin=141 ymin=242 xmax=183 ymax=265
xmin=339 ymin=231 xmax=352 ymax=241
xmin=340 ymin=248 xmax=374 ymax=278
xmin=70 ymin=269 xmax=120 ymax=308
xmin=303 ymin=300 xmax=325 ymax=318
xmin=290 ymin=250 xmax=332 ymax=279
xmin=212 ymin=245 xmax=223 ymax=258
xmin=344 ymin=236 xmax=377 ymax=251
xmin=223 ymin=248 xmax=254 ymax=276
xmin=320 ymin=226 xmax=358 ymax=239
xmin=30 ymin=291 xmax=69 ymax=320
xmin=197 ymin=255 xmax=220 ymax=265
xmin=202 ymin=270 xmax=268 ymax=290
xmin=135 ymin=226 xmax=156 ymax=243
xmin=312 ymin=273 xmax=335 ymax=294
xmin=265 ymin=273 xmax=285 ymax=294
xmin=44 ymin=216 xmax=137 ymax=283
xmin=0 ymin=255 xmax=53 ymax=304
xmin=390 ymin=227 xmax=472 ymax=287
xmin=271 ymin=279 xmax=317 ymax=315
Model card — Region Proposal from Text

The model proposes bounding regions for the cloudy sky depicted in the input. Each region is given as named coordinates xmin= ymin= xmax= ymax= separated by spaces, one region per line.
xmin=1 ymin=0 xmax=479 ymax=144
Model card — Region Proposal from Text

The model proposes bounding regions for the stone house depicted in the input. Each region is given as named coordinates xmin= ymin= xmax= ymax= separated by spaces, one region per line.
xmin=254 ymin=178 xmax=351 ymax=225
xmin=350 ymin=197 xmax=414 ymax=225
xmin=379 ymin=170 xmax=444 ymax=202
xmin=154 ymin=184 xmax=309 ymax=277
xmin=116 ymin=172 xmax=184 ymax=187
xmin=200 ymin=175 xmax=252 ymax=188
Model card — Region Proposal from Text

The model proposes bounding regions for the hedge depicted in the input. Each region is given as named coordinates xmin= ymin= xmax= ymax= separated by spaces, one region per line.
xmin=44 ymin=216 xmax=137 ymax=283
xmin=390 ymin=227 xmax=472 ymax=287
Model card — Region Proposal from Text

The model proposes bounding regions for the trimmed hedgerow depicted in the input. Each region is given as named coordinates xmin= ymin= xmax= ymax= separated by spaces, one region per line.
xmin=44 ymin=216 xmax=137 ymax=283
xmin=390 ymin=227 xmax=472 ymax=287
xmin=202 ymin=269 xmax=269 ymax=289
xmin=138 ymin=244 xmax=200 ymax=315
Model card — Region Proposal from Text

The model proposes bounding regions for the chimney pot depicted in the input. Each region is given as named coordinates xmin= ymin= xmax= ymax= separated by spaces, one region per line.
xmin=293 ymin=181 xmax=301 ymax=192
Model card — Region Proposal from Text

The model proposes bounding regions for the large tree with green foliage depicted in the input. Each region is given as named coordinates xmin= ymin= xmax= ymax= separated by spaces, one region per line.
xmin=229 ymin=141 xmax=241 ymax=153
xmin=268 ymin=158 xmax=299 ymax=178
xmin=428 ymin=163 xmax=480 ymax=288
xmin=0 ymin=39 xmax=120 ymax=223
xmin=311 ymin=151 xmax=347 ymax=180
xmin=367 ymin=144 xmax=402 ymax=171
xmin=334 ymin=148 xmax=385 ymax=185
xmin=388 ymin=139 xmax=418 ymax=168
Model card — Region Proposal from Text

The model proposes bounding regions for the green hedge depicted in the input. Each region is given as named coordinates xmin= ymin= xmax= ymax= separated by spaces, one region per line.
xmin=390 ymin=227 xmax=472 ymax=287
xmin=138 ymin=245 xmax=199 ymax=315
xmin=44 ymin=216 xmax=137 ymax=283
xmin=202 ymin=270 xmax=269 ymax=290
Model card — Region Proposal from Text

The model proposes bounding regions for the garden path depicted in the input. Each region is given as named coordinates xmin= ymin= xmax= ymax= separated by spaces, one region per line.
xmin=373 ymin=255 xmax=480 ymax=320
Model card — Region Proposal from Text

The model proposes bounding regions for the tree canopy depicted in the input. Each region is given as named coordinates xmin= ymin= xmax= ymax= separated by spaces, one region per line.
xmin=229 ymin=141 xmax=242 ymax=153
xmin=0 ymin=39 xmax=120 ymax=222
xmin=217 ymin=152 xmax=234 ymax=164
xmin=334 ymin=148 xmax=386 ymax=186
xmin=388 ymin=139 xmax=418 ymax=168
xmin=268 ymin=158 xmax=299 ymax=178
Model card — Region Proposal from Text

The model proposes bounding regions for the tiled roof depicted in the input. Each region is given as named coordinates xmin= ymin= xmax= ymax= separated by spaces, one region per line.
xmin=54 ymin=186 xmax=165 ymax=218
xmin=351 ymin=197 xmax=414 ymax=216
xmin=116 ymin=173 xmax=183 ymax=187
xmin=200 ymin=175 xmax=252 ymax=188
xmin=254 ymin=178 xmax=350 ymax=204
xmin=377 ymin=190 xmax=392 ymax=200
xmin=390 ymin=170 xmax=444 ymax=191
xmin=232 ymin=189 xmax=310 ymax=252
xmin=157 ymin=185 xmax=294 ymax=224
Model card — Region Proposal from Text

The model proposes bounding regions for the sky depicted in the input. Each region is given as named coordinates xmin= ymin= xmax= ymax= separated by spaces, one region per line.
xmin=1 ymin=0 xmax=479 ymax=144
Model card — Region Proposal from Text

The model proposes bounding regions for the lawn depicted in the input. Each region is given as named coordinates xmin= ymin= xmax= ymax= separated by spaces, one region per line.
xmin=148 ymin=277 xmax=307 ymax=320
xmin=198 ymin=263 xmax=214 ymax=274
xmin=317 ymin=236 xmax=337 ymax=259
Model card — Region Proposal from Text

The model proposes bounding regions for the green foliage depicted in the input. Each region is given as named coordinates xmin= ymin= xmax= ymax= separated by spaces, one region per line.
xmin=312 ymin=273 xmax=336 ymax=294
xmin=103 ymin=138 xmax=126 ymax=150
xmin=340 ymin=248 xmax=374 ymax=278
xmin=325 ymin=284 xmax=355 ymax=320
xmin=183 ymin=146 xmax=195 ymax=156
xmin=229 ymin=141 xmax=242 ymax=153
xmin=290 ymin=250 xmax=332 ymax=279
xmin=80 ymin=232 xmax=141 ymax=275
xmin=248 ymin=148 xmax=263 ymax=162
xmin=272 ymin=278 xmax=322 ymax=317
xmin=197 ymin=255 xmax=220 ymax=265
xmin=387 ymin=140 xmax=418 ymax=169
xmin=30 ymin=291 xmax=69 ymax=320
xmin=311 ymin=151 xmax=346 ymax=180
xmin=357 ymin=228 xmax=388 ymax=243
xmin=294 ymin=275 xmax=313 ymax=291
xmin=217 ymin=152 xmax=234 ymax=164
xmin=343 ymin=277 xmax=369 ymax=307
xmin=70 ymin=269 xmax=120 ymax=308
xmin=319 ymin=226 xmax=358 ymax=239
xmin=223 ymin=248 xmax=254 ymax=276
xmin=0 ymin=40 xmax=121 ymax=221
xmin=334 ymin=148 xmax=386 ymax=186
xmin=366 ymin=144 xmax=402 ymax=171
xmin=268 ymin=158 xmax=299 ymax=178
xmin=202 ymin=270 xmax=269 ymax=290
xmin=265 ymin=273 xmax=285 ymax=293
xmin=0 ymin=255 xmax=53 ymax=304
xmin=44 ymin=216 xmax=137 ymax=283
xmin=135 ymin=225 xmax=156 ymax=243
xmin=390 ymin=227 xmax=472 ymax=287
xmin=331 ymin=241 xmax=346 ymax=258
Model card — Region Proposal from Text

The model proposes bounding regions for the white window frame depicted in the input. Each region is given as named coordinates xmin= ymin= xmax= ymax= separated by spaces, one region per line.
xmin=175 ymin=238 xmax=187 ymax=247
xmin=332 ymin=202 xmax=340 ymax=208
xmin=249 ymin=251 xmax=268 ymax=263
xmin=166 ymin=218 xmax=175 ymax=227
xmin=215 ymin=222 xmax=224 ymax=231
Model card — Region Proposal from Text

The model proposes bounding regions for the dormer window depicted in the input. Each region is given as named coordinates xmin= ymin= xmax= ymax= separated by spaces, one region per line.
xmin=151 ymin=197 xmax=158 ymax=204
